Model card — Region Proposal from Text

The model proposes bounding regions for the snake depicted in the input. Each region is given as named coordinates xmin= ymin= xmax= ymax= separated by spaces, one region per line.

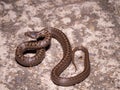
xmin=15 ymin=27 xmax=90 ymax=86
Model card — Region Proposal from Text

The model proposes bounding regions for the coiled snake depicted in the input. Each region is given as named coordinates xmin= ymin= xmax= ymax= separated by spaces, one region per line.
xmin=15 ymin=27 xmax=90 ymax=86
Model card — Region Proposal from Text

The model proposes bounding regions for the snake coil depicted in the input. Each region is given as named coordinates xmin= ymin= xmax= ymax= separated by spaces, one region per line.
xmin=15 ymin=27 xmax=90 ymax=86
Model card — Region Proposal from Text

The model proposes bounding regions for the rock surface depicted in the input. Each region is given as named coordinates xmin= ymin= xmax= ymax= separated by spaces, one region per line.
xmin=0 ymin=0 xmax=120 ymax=90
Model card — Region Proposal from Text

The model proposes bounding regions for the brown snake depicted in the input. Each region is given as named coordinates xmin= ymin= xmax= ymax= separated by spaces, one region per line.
xmin=15 ymin=27 xmax=90 ymax=86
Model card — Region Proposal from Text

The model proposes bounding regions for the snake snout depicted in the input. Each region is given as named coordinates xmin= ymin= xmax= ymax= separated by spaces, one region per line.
xmin=25 ymin=31 xmax=39 ymax=39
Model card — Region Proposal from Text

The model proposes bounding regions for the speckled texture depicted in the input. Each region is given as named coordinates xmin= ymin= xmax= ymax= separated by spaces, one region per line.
xmin=0 ymin=0 xmax=120 ymax=90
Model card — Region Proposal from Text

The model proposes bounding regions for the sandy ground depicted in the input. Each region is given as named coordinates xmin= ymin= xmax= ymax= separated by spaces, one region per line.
xmin=0 ymin=0 xmax=120 ymax=90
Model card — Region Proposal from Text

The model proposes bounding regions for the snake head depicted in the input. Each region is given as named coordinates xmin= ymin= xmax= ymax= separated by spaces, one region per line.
xmin=25 ymin=31 xmax=39 ymax=39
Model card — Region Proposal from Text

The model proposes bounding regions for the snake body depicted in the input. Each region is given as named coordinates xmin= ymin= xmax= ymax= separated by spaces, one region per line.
xmin=15 ymin=27 xmax=90 ymax=86
xmin=15 ymin=29 xmax=51 ymax=66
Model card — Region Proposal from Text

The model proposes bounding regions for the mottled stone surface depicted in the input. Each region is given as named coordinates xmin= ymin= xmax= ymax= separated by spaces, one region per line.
xmin=0 ymin=0 xmax=120 ymax=90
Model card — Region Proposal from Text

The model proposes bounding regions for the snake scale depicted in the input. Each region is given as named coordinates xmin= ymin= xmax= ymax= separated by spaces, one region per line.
xmin=15 ymin=27 xmax=90 ymax=86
